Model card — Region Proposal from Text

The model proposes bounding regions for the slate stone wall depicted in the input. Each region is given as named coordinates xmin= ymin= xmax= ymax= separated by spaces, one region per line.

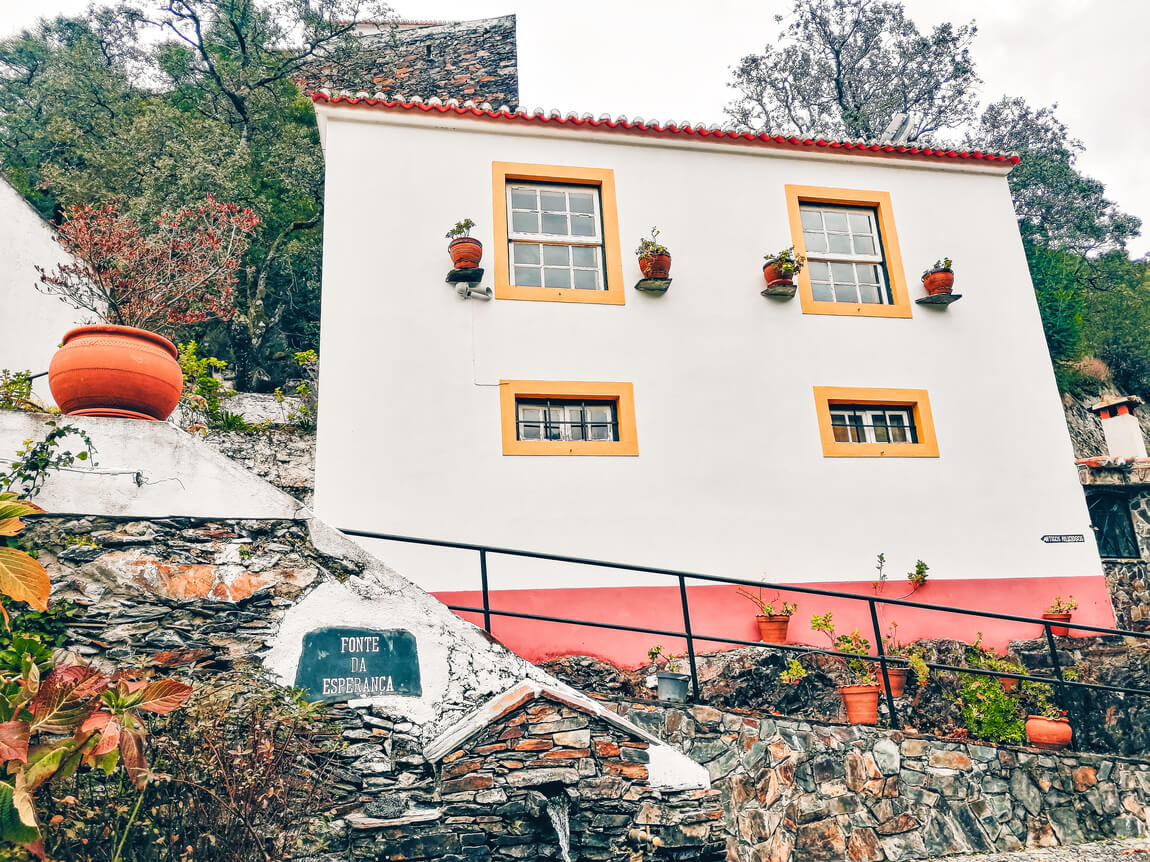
xmin=1105 ymin=559 xmax=1150 ymax=631
xmin=606 ymin=700 xmax=1150 ymax=862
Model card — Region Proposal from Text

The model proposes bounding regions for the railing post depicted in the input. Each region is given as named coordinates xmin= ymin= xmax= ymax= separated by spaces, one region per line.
xmin=1042 ymin=622 xmax=1071 ymax=717
xmin=869 ymin=599 xmax=899 ymax=728
xmin=479 ymin=549 xmax=492 ymax=633
xmin=678 ymin=575 xmax=700 ymax=702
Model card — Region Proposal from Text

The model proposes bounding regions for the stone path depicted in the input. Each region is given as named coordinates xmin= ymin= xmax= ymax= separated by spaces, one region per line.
xmin=920 ymin=838 xmax=1150 ymax=861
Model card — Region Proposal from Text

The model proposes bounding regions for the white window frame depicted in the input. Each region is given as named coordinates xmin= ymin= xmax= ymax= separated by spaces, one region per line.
xmin=516 ymin=398 xmax=619 ymax=443
xmin=506 ymin=183 xmax=606 ymax=291
xmin=800 ymin=203 xmax=891 ymax=305
xmin=829 ymin=406 xmax=917 ymax=444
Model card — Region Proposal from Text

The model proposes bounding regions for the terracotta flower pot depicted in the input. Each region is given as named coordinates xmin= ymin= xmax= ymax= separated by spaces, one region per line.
xmin=449 ymin=237 xmax=483 ymax=269
xmin=998 ymin=676 xmax=1019 ymax=693
xmin=1042 ymin=612 xmax=1072 ymax=637
xmin=1025 ymin=715 xmax=1072 ymax=750
xmin=48 ymin=325 xmax=182 ymax=421
xmin=838 ymin=684 xmax=881 ymax=725
xmin=922 ymin=270 xmax=954 ymax=295
xmin=880 ymin=666 xmax=909 ymax=698
xmin=763 ymin=262 xmax=794 ymax=287
xmin=639 ymin=252 xmax=672 ymax=279
xmin=755 ymin=615 xmax=790 ymax=644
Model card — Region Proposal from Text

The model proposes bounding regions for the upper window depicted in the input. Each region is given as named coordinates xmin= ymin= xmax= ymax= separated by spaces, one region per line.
xmin=492 ymin=163 xmax=624 ymax=305
xmin=785 ymin=186 xmax=911 ymax=319
xmin=507 ymin=184 xmax=605 ymax=291
xmin=517 ymin=397 xmax=618 ymax=442
xmin=500 ymin=380 xmax=638 ymax=456
xmin=813 ymin=387 xmax=938 ymax=457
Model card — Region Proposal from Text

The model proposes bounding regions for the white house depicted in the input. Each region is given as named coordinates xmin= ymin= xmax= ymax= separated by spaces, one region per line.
xmin=310 ymin=94 xmax=1111 ymax=665
xmin=0 ymin=177 xmax=88 ymax=405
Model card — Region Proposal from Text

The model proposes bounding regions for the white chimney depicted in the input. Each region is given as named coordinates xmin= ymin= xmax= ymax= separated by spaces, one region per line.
xmin=1090 ymin=395 xmax=1147 ymax=459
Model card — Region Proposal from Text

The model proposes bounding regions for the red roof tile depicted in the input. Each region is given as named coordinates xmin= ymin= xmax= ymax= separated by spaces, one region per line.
xmin=311 ymin=92 xmax=1020 ymax=167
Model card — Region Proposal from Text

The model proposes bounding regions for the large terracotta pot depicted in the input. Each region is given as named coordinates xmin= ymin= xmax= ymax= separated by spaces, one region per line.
xmin=640 ymin=252 xmax=671 ymax=279
xmin=922 ymin=270 xmax=954 ymax=295
xmin=449 ymin=237 xmax=483 ymax=269
xmin=1025 ymin=715 xmax=1072 ymax=751
xmin=755 ymin=615 xmax=790 ymax=644
xmin=763 ymin=262 xmax=794 ymax=287
xmin=1041 ymin=612 xmax=1072 ymax=637
xmin=838 ymin=684 xmax=880 ymax=725
xmin=880 ymin=666 xmax=908 ymax=698
xmin=48 ymin=325 xmax=182 ymax=421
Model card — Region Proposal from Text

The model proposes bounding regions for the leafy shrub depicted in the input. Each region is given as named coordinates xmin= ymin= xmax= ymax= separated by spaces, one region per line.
xmin=0 ymin=372 xmax=34 ymax=412
xmin=274 ymin=350 xmax=318 ymax=433
xmin=957 ymin=673 xmax=1025 ymax=745
xmin=0 ymin=422 xmax=95 ymax=498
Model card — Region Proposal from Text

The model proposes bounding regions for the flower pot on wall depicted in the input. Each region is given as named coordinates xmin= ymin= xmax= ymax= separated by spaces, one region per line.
xmin=639 ymin=253 xmax=672 ymax=279
xmin=922 ymin=269 xmax=954 ymax=296
xmin=838 ymin=684 xmax=880 ymax=725
xmin=449 ymin=237 xmax=483 ymax=269
xmin=48 ymin=325 xmax=183 ymax=421
xmin=763 ymin=262 xmax=795 ymax=288
xmin=756 ymin=615 xmax=791 ymax=644
xmin=656 ymin=672 xmax=690 ymax=703
xmin=1041 ymin=612 xmax=1072 ymax=637
xmin=880 ymin=667 xmax=908 ymax=698
xmin=1025 ymin=715 xmax=1072 ymax=750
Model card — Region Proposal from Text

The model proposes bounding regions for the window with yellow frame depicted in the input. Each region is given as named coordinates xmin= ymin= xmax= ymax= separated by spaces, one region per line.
xmin=785 ymin=185 xmax=912 ymax=319
xmin=500 ymin=381 xmax=638 ymax=455
xmin=813 ymin=387 xmax=938 ymax=457
xmin=492 ymin=163 xmax=625 ymax=305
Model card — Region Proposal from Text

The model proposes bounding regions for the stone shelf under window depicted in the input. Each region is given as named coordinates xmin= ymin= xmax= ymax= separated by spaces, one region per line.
xmin=634 ymin=278 xmax=671 ymax=295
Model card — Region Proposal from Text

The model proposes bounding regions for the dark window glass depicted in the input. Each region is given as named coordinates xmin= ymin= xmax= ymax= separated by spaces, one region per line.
xmin=1086 ymin=489 xmax=1140 ymax=558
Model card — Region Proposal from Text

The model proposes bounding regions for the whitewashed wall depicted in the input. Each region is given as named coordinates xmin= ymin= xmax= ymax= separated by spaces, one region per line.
xmin=0 ymin=179 xmax=88 ymax=405
xmin=312 ymin=107 xmax=1101 ymax=591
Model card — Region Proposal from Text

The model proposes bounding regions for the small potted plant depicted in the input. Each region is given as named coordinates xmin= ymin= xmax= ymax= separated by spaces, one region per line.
xmin=635 ymin=227 xmax=671 ymax=279
xmin=763 ymin=247 xmax=805 ymax=289
xmin=921 ymin=258 xmax=954 ymax=296
xmin=968 ymin=633 xmax=1026 ymax=692
xmin=1022 ymin=678 xmax=1073 ymax=750
xmin=879 ymin=622 xmax=929 ymax=698
xmin=648 ymin=645 xmax=690 ymax=703
xmin=1042 ymin=596 xmax=1078 ymax=637
xmin=811 ymin=613 xmax=880 ymax=725
xmin=446 ymin=219 xmax=482 ymax=269
xmin=738 ymin=588 xmax=797 ymax=644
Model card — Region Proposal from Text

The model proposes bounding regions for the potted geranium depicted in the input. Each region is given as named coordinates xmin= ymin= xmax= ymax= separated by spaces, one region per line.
xmin=446 ymin=219 xmax=482 ymax=269
xmin=1042 ymin=596 xmax=1078 ymax=637
xmin=1022 ymin=678 xmax=1074 ymax=750
xmin=648 ymin=645 xmax=690 ymax=703
xmin=921 ymin=258 xmax=954 ymax=296
xmin=738 ymin=588 xmax=797 ymax=644
xmin=811 ymin=613 xmax=881 ymax=725
xmin=762 ymin=247 xmax=805 ymax=290
xmin=38 ymin=197 xmax=259 ymax=422
xmin=635 ymin=227 xmax=671 ymax=279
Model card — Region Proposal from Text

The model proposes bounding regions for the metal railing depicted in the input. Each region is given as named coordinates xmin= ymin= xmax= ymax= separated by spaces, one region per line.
xmin=342 ymin=528 xmax=1150 ymax=728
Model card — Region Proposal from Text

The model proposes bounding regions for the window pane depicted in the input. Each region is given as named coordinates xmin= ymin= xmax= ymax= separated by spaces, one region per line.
xmin=513 ymin=244 xmax=540 ymax=265
xmin=572 ymin=246 xmax=596 ymax=267
xmin=849 ymin=416 xmax=864 ymax=443
xmin=872 ymin=414 xmax=889 ymax=443
xmin=832 ymin=425 xmax=851 ymax=443
xmin=858 ymin=283 xmax=881 ymax=304
xmin=852 ymin=235 xmax=875 ymax=255
xmin=804 ymin=231 xmax=828 ymax=253
xmin=539 ymin=191 xmax=566 ymax=211
xmin=588 ymin=425 xmax=611 ymax=441
xmin=801 ymin=209 xmax=823 ymax=230
xmin=587 ymin=406 xmax=611 ymax=422
xmin=857 ymin=265 xmax=879 ymax=284
xmin=541 ymin=213 xmax=568 ymax=234
xmin=848 ymin=213 xmax=871 ymax=234
xmin=828 ymin=233 xmax=852 ymax=254
xmin=824 ymin=211 xmax=848 ymax=232
xmin=512 ymin=211 xmax=539 ymax=233
xmin=569 ymin=193 xmax=594 ymax=214
xmin=570 ymin=214 xmax=596 ymax=237
xmin=520 ymin=423 xmax=541 ymax=440
xmin=514 ymin=266 xmax=541 ymax=286
xmin=573 ymin=269 xmax=598 ymax=290
xmin=543 ymin=268 xmax=571 ymax=288
xmin=511 ymin=189 xmax=537 ymax=209
xmin=831 ymin=262 xmax=854 ymax=284
xmin=543 ymin=245 xmax=569 ymax=266
xmin=570 ymin=424 xmax=584 ymax=440
xmin=812 ymin=282 xmax=834 ymax=301
xmin=808 ymin=261 xmax=830 ymax=281
xmin=834 ymin=283 xmax=859 ymax=303
xmin=520 ymin=407 xmax=543 ymax=421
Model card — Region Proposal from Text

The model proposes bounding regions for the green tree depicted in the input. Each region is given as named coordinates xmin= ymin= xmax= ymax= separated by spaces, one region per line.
xmin=726 ymin=0 xmax=979 ymax=142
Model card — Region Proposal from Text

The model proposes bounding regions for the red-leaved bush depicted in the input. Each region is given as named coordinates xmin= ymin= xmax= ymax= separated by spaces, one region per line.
xmin=36 ymin=196 xmax=260 ymax=336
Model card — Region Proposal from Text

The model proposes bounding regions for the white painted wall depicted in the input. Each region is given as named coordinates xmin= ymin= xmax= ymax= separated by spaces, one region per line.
xmin=312 ymin=107 xmax=1102 ymax=591
xmin=0 ymin=179 xmax=88 ymax=405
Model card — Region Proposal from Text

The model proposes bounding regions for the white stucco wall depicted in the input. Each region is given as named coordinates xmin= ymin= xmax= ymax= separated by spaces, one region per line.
xmin=0 ymin=179 xmax=88 ymax=405
xmin=312 ymin=106 xmax=1102 ymax=591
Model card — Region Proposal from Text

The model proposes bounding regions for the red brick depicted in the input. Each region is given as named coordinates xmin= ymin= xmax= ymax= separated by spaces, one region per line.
xmin=1073 ymin=766 xmax=1097 ymax=791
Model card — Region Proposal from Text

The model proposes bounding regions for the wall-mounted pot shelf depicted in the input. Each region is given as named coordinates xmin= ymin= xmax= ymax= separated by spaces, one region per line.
xmin=635 ymin=278 xmax=671 ymax=295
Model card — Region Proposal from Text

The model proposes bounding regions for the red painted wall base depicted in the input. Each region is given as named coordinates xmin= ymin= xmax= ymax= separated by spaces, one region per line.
xmin=434 ymin=575 xmax=1116 ymax=668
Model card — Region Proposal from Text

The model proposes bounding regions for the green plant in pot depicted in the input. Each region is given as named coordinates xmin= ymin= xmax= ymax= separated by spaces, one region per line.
xmin=1042 ymin=595 xmax=1077 ymax=636
xmin=1021 ymin=673 xmax=1075 ymax=751
xmin=648 ymin=645 xmax=690 ymax=703
xmin=879 ymin=621 xmax=928 ymax=698
xmin=921 ymin=257 xmax=954 ymax=295
xmin=446 ymin=218 xmax=482 ymax=269
xmin=738 ymin=587 xmax=797 ymax=644
xmin=811 ymin=613 xmax=880 ymax=725
xmin=763 ymin=246 xmax=805 ymax=287
xmin=967 ymin=632 xmax=1027 ymax=693
xmin=636 ymin=226 xmax=671 ymax=278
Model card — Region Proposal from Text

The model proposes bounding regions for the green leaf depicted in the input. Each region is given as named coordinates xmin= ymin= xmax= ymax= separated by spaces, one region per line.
xmin=0 ymin=781 xmax=39 ymax=843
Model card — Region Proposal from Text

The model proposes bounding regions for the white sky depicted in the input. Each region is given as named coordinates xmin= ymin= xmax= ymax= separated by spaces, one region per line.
xmin=2 ymin=0 xmax=1146 ymax=255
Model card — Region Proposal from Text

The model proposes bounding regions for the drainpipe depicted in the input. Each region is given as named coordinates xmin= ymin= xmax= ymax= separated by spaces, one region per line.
xmin=1090 ymin=395 xmax=1147 ymax=459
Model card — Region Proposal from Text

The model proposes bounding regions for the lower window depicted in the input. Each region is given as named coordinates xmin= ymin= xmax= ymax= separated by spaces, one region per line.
xmin=517 ymin=398 xmax=619 ymax=442
xmin=500 ymin=381 xmax=638 ymax=456
xmin=830 ymin=406 xmax=918 ymax=444
xmin=813 ymin=387 xmax=938 ymax=458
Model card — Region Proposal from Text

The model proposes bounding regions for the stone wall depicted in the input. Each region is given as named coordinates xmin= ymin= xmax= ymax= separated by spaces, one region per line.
xmin=203 ymin=427 xmax=315 ymax=505
xmin=1105 ymin=559 xmax=1150 ymax=631
xmin=606 ymin=700 xmax=1150 ymax=862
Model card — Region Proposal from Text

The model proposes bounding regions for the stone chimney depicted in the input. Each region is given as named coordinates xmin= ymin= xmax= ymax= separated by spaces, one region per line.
xmin=1090 ymin=395 xmax=1147 ymax=458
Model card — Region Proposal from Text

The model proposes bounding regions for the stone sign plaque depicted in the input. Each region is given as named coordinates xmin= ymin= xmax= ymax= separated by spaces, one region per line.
xmin=294 ymin=627 xmax=421 ymax=702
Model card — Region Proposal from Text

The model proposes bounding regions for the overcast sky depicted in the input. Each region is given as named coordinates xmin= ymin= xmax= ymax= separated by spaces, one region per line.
xmin=2 ymin=0 xmax=1146 ymax=255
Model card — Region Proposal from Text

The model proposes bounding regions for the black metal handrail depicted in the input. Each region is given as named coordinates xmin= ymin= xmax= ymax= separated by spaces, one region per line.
xmin=341 ymin=528 xmax=1150 ymax=727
